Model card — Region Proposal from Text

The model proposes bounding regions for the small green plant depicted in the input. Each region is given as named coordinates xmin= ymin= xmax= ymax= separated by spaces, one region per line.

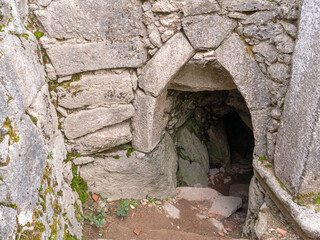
xmin=31 ymin=116 xmax=38 ymax=125
xmin=126 ymin=147 xmax=135 ymax=158
xmin=146 ymin=197 xmax=157 ymax=204
xmin=313 ymin=195 xmax=320 ymax=204
xmin=34 ymin=30 xmax=44 ymax=39
xmin=21 ymin=33 xmax=29 ymax=40
xmin=48 ymin=152 xmax=53 ymax=161
xmin=71 ymin=165 xmax=88 ymax=203
xmin=258 ymin=156 xmax=267 ymax=163
xmin=0 ymin=176 xmax=3 ymax=182
xmin=116 ymin=199 xmax=138 ymax=217
xmin=87 ymin=209 xmax=107 ymax=228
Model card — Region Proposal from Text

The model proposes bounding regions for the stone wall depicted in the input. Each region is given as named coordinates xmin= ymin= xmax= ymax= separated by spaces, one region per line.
xmin=3 ymin=0 xmax=320 ymax=239
xmin=0 ymin=0 xmax=82 ymax=239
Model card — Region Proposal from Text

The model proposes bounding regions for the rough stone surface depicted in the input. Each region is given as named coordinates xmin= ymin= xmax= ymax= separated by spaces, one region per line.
xmin=163 ymin=203 xmax=180 ymax=219
xmin=139 ymin=32 xmax=195 ymax=97
xmin=267 ymin=63 xmax=290 ymax=84
xmin=242 ymin=11 xmax=277 ymax=25
xmin=177 ymin=125 xmax=209 ymax=173
xmin=254 ymin=203 xmax=269 ymax=239
xmin=215 ymin=34 xmax=270 ymax=111
xmin=152 ymin=0 xmax=178 ymax=13
xmin=183 ymin=14 xmax=237 ymax=50
xmin=71 ymin=122 xmax=132 ymax=155
xmin=208 ymin=196 xmax=242 ymax=219
xmin=57 ymin=70 xmax=135 ymax=109
xmin=178 ymin=158 xmax=208 ymax=186
xmin=168 ymin=61 xmax=236 ymax=92
xmin=0 ymin=206 xmax=17 ymax=240
xmin=64 ymin=105 xmax=134 ymax=139
xmin=253 ymin=42 xmax=278 ymax=63
xmin=73 ymin=157 xmax=95 ymax=166
xmin=275 ymin=0 xmax=320 ymax=195
xmin=132 ymin=90 xmax=167 ymax=153
xmin=80 ymin=133 xmax=178 ymax=201
xmin=218 ymin=0 xmax=276 ymax=12
xmin=182 ymin=0 xmax=220 ymax=16
xmin=34 ymin=0 xmax=147 ymax=42
xmin=45 ymin=40 xmax=146 ymax=76
xmin=274 ymin=33 xmax=295 ymax=54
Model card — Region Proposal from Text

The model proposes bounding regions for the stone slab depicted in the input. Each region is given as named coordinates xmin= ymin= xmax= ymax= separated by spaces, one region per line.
xmin=64 ymin=104 xmax=134 ymax=139
xmin=209 ymin=196 xmax=242 ymax=219
xmin=182 ymin=0 xmax=220 ymax=16
xmin=71 ymin=122 xmax=132 ymax=155
xmin=132 ymin=90 xmax=167 ymax=153
xmin=274 ymin=0 xmax=320 ymax=195
xmin=182 ymin=14 xmax=236 ymax=50
xmin=138 ymin=32 xmax=195 ymax=97
xmin=215 ymin=34 xmax=270 ymax=111
xmin=35 ymin=0 xmax=146 ymax=41
xmin=57 ymin=70 xmax=135 ymax=109
xmin=45 ymin=40 xmax=147 ymax=76
xmin=218 ymin=0 xmax=276 ymax=12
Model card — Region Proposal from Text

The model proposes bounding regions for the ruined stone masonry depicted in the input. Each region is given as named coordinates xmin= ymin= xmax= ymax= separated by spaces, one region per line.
xmin=0 ymin=0 xmax=320 ymax=239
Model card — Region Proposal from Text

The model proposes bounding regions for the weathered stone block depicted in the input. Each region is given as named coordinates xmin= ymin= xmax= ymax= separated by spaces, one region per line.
xmin=80 ymin=133 xmax=178 ymax=201
xmin=64 ymin=104 xmax=134 ymax=139
xmin=132 ymin=90 xmax=167 ymax=153
xmin=35 ymin=0 xmax=145 ymax=40
xmin=138 ymin=32 xmax=195 ymax=97
xmin=57 ymin=70 xmax=135 ymax=109
xmin=71 ymin=122 xmax=132 ymax=155
xmin=267 ymin=63 xmax=290 ymax=84
xmin=182 ymin=14 xmax=237 ymax=50
xmin=242 ymin=11 xmax=277 ymax=25
xmin=215 ymin=34 xmax=270 ymax=111
xmin=253 ymin=41 xmax=278 ymax=63
xmin=168 ymin=61 xmax=236 ymax=92
xmin=275 ymin=0 xmax=320 ymax=195
xmin=45 ymin=40 xmax=147 ymax=76
xmin=181 ymin=0 xmax=220 ymax=16
xmin=218 ymin=0 xmax=276 ymax=12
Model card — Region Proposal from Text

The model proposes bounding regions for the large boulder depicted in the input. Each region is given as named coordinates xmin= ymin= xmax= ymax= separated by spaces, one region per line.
xmin=80 ymin=132 xmax=178 ymax=201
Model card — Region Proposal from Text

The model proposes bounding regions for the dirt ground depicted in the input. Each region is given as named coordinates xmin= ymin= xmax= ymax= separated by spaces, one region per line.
xmin=81 ymin=167 xmax=302 ymax=240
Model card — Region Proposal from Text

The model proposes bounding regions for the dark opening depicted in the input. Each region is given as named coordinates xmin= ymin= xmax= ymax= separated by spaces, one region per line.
xmin=166 ymin=89 xmax=254 ymax=196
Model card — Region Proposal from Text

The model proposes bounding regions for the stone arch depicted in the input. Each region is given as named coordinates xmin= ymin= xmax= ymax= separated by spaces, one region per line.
xmin=133 ymin=31 xmax=270 ymax=158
